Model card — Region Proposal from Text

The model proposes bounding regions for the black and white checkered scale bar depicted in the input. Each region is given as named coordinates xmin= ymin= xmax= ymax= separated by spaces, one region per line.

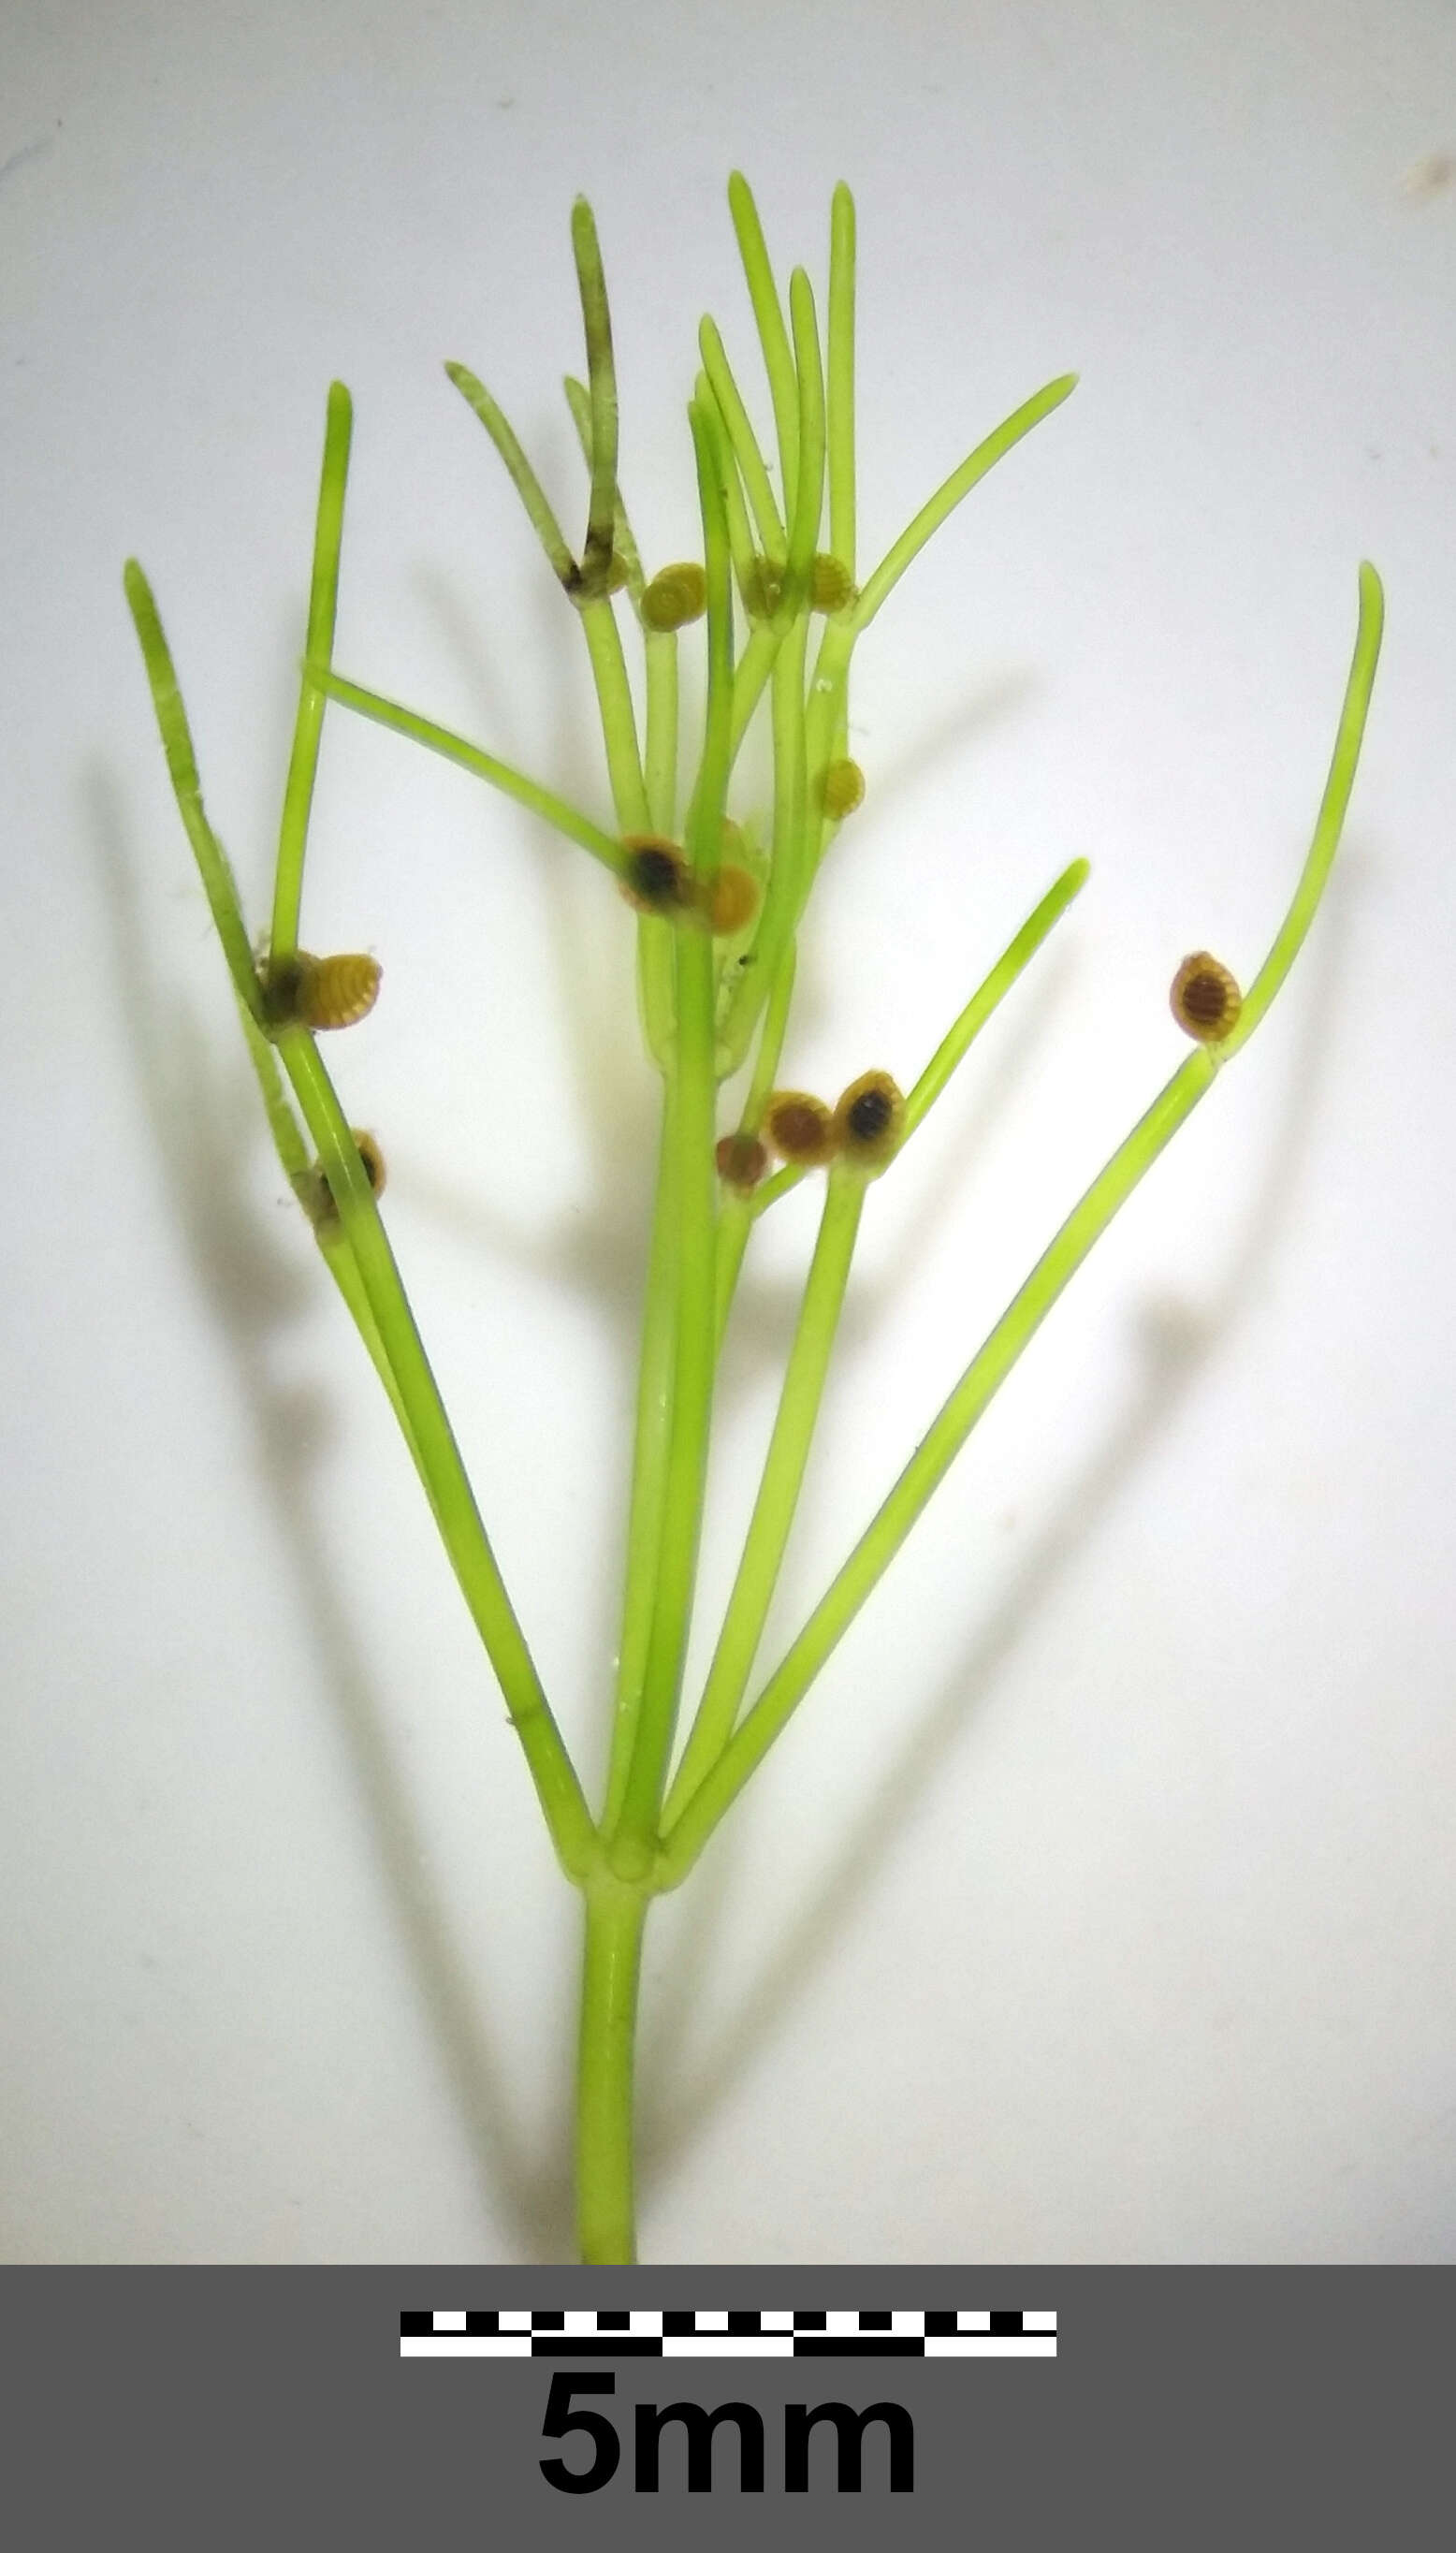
xmin=400 ymin=2308 xmax=1056 ymax=2359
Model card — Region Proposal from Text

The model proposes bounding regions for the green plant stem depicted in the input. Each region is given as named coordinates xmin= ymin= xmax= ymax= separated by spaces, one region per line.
xmin=655 ymin=561 xmax=1383 ymax=1888
xmin=564 ymin=373 xmax=645 ymax=605
xmin=608 ymin=400 xmax=733 ymax=1878
xmin=276 ymin=1028 xmax=597 ymax=1877
xmin=678 ymin=866 xmax=1089 ymax=1814
xmin=126 ymin=553 xmax=597 ymax=1878
xmin=826 ymin=182 xmax=856 ymax=579
xmin=695 ymin=363 xmax=766 ymax=601
xmin=785 ymin=270 xmax=826 ymax=588
xmin=902 ymin=857 xmax=1091 ymax=1138
xmin=656 ymin=1050 xmax=1216 ymax=1889
xmin=575 ymin=1875 xmax=650 ymax=2264
xmin=699 ymin=319 xmax=784 ymax=556
xmin=571 ymin=197 xmax=620 ymax=591
xmin=122 ymin=564 xmax=266 ymax=1027
xmin=579 ymin=596 xmax=650 ymax=831
xmin=717 ymin=610 xmax=809 ymax=1075
xmin=237 ymin=1007 xmax=436 ymax=1489
xmin=1217 ymin=562 xmax=1384 ymax=1054
xmin=723 ymin=857 xmax=1091 ymax=1276
xmin=311 ymin=670 xmax=630 ymax=873
xmin=644 ymin=629 xmax=678 ymax=835
xmin=727 ymin=171 xmax=798 ymax=501
xmin=444 ymin=360 xmax=576 ymax=585
xmin=714 ymin=940 xmax=798 ymax=1341
xmin=602 ymin=1082 xmax=680 ymax=1829
xmin=852 ymin=373 xmax=1078 ymax=637
xmin=667 ymin=1161 xmax=866 ymax=1826
xmin=314 ymin=1224 xmax=437 ymax=1502
xmin=791 ymin=373 xmax=1078 ymax=871
xmin=272 ymin=382 xmax=352 ymax=960
xmin=238 ymin=999 xmax=311 ymax=1175
xmin=726 ymin=621 xmax=786 ymax=762
xmin=607 ymin=972 xmax=716 ymax=1881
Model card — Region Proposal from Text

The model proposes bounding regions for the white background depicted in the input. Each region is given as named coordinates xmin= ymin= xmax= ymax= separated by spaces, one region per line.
xmin=2 ymin=0 xmax=1452 ymax=2264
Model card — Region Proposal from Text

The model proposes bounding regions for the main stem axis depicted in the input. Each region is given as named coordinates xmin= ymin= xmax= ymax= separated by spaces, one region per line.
xmin=576 ymin=1879 xmax=650 ymax=2265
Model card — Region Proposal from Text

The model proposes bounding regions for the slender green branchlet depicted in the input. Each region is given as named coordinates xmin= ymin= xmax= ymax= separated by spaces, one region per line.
xmin=311 ymin=667 xmax=632 ymax=875
xmin=124 ymin=175 xmax=1381 ymax=2268
xmin=272 ymin=380 xmax=353 ymax=961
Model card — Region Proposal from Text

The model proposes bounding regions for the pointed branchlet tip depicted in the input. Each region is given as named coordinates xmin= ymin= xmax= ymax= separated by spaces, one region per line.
xmin=764 ymin=1090 xmax=837 ymax=1168
xmin=619 ymin=835 xmax=759 ymax=936
xmin=832 ymin=1071 xmax=905 ymax=1176
xmin=292 ymin=1130 xmax=386 ymax=1233
xmin=1169 ymin=951 xmax=1243 ymax=1043
xmin=715 ymin=1131 xmax=769 ymax=1194
xmin=261 ymin=950 xmax=382 ymax=1033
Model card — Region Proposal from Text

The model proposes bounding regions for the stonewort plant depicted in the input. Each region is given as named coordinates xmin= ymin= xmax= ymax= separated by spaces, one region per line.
xmin=124 ymin=177 xmax=1383 ymax=2264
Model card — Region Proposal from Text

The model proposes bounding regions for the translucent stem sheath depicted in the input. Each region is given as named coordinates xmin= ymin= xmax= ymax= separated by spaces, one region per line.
xmin=271 ymin=383 xmax=352 ymax=960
